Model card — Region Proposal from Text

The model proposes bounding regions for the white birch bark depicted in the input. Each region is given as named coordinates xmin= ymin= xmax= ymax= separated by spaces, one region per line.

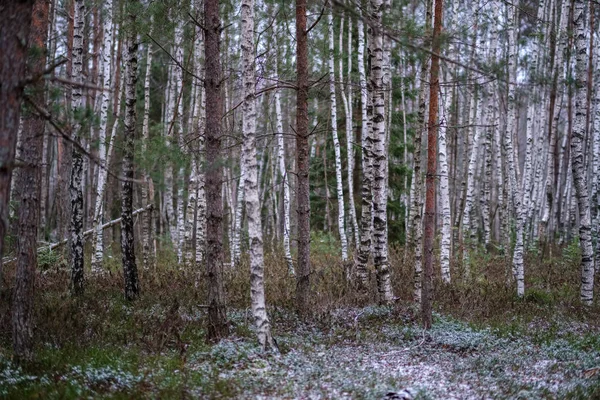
xmin=437 ymin=0 xmax=457 ymax=283
xmin=91 ymin=0 xmax=114 ymax=273
xmin=371 ymin=0 xmax=394 ymax=304
xmin=141 ymin=24 xmax=155 ymax=271
xmin=572 ymin=0 xmax=595 ymax=304
xmin=328 ymin=7 xmax=348 ymax=261
xmin=275 ymin=51 xmax=293 ymax=274
xmin=241 ymin=0 xmax=275 ymax=350
xmin=506 ymin=3 xmax=524 ymax=297
xmin=354 ymin=10 xmax=372 ymax=289
xmin=174 ymin=18 xmax=185 ymax=264
xmin=231 ymin=161 xmax=245 ymax=267
xmin=92 ymin=65 xmax=123 ymax=272
xmin=339 ymin=12 xmax=360 ymax=251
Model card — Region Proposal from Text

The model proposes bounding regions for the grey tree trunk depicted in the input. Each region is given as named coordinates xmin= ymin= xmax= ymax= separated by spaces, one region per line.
xmin=121 ymin=9 xmax=139 ymax=301
xmin=205 ymin=0 xmax=229 ymax=339
xmin=12 ymin=0 xmax=47 ymax=362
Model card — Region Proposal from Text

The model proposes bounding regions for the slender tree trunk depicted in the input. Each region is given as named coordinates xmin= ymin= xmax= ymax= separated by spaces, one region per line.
xmin=572 ymin=0 xmax=595 ymax=304
xmin=69 ymin=0 xmax=86 ymax=295
xmin=274 ymin=48 xmax=294 ymax=274
xmin=411 ymin=0 xmax=432 ymax=303
xmin=506 ymin=2 xmax=524 ymax=297
xmin=295 ymin=0 xmax=311 ymax=314
xmin=121 ymin=10 xmax=139 ymax=301
xmin=204 ymin=0 xmax=229 ymax=339
xmin=241 ymin=0 xmax=275 ymax=350
xmin=141 ymin=22 xmax=155 ymax=271
xmin=438 ymin=0 xmax=457 ymax=283
xmin=339 ymin=11 xmax=359 ymax=251
xmin=370 ymin=0 xmax=394 ymax=304
xmin=422 ymin=0 xmax=442 ymax=329
xmin=12 ymin=0 xmax=47 ymax=362
xmin=328 ymin=6 xmax=348 ymax=261
xmin=91 ymin=0 xmax=114 ymax=273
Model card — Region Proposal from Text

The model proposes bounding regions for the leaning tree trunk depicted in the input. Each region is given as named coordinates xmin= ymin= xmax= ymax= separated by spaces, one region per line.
xmin=572 ymin=0 xmax=595 ymax=305
xmin=91 ymin=0 xmax=114 ymax=273
xmin=121 ymin=13 xmax=139 ymax=301
xmin=241 ymin=0 xmax=275 ymax=350
xmin=328 ymin=6 xmax=348 ymax=261
xmin=12 ymin=0 xmax=47 ymax=363
xmin=204 ymin=0 xmax=229 ymax=339
xmin=69 ymin=0 xmax=86 ymax=295
xmin=295 ymin=0 xmax=311 ymax=314
xmin=370 ymin=0 xmax=394 ymax=304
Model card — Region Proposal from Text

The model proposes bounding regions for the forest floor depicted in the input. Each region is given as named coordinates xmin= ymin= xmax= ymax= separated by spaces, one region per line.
xmin=2 ymin=245 xmax=600 ymax=398
xmin=1 ymin=303 xmax=600 ymax=399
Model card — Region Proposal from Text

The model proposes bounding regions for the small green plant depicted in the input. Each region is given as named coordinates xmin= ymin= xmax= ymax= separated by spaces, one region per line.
xmin=37 ymin=247 xmax=60 ymax=270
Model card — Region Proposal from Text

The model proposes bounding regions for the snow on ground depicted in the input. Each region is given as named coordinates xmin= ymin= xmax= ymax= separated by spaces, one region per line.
xmin=1 ymin=306 xmax=599 ymax=398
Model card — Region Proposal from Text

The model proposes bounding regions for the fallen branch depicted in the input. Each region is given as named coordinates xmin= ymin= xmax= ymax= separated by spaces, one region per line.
xmin=2 ymin=204 xmax=153 ymax=265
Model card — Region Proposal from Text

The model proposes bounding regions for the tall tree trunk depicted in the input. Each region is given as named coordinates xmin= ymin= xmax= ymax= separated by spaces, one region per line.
xmin=370 ymin=0 xmax=394 ymax=304
xmin=354 ymin=7 xmax=373 ymax=290
xmin=69 ymin=0 xmax=86 ymax=295
xmin=241 ymin=0 xmax=275 ymax=350
xmin=572 ymin=0 xmax=595 ymax=305
xmin=204 ymin=0 xmax=229 ymax=339
xmin=328 ymin=6 xmax=348 ymax=261
xmin=422 ymin=0 xmax=442 ymax=329
xmin=141 ymin=22 xmax=155 ymax=271
xmin=438 ymin=0 xmax=457 ymax=283
xmin=506 ymin=2 xmax=524 ymax=297
xmin=91 ymin=0 xmax=114 ymax=273
xmin=295 ymin=0 xmax=311 ymax=314
xmin=338 ymin=11 xmax=359 ymax=251
xmin=12 ymin=0 xmax=48 ymax=362
xmin=121 ymin=9 xmax=139 ymax=301
xmin=274 ymin=47 xmax=294 ymax=274
xmin=411 ymin=0 xmax=432 ymax=303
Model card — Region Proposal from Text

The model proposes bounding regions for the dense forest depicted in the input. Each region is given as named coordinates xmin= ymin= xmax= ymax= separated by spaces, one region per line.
xmin=2 ymin=0 xmax=600 ymax=397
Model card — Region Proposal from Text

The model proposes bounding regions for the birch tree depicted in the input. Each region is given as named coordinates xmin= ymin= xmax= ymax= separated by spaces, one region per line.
xmin=69 ymin=0 xmax=86 ymax=294
xmin=328 ymin=5 xmax=348 ymax=261
xmin=241 ymin=0 xmax=275 ymax=350
xmin=370 ymin=0 xmax=394 ymax=304
xmin=91 ymin=0 xmax=114 ymax=273
xmin=355 ymin=7 xmax=373 ymax=290
xmin=572 ymin=0 xmax=595 ymax=305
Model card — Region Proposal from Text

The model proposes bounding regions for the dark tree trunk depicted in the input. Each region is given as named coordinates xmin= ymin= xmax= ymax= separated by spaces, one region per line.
xmin=12 ymin=0 xmax=49 ymax=363
xmin=0 ymin=0 xmax=36 ymax=284
xmin=204 ymin=0 xmax=229 ymax=341
xmin=422 ymin=0 xmax=443 ymax=329
xmin=121 ymin=5 xmax=139 ymax=301
xmin=295 ymin=0 xmax=311 ymax=315
xmin=69 ymin=0 xmax=85 ymax=295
